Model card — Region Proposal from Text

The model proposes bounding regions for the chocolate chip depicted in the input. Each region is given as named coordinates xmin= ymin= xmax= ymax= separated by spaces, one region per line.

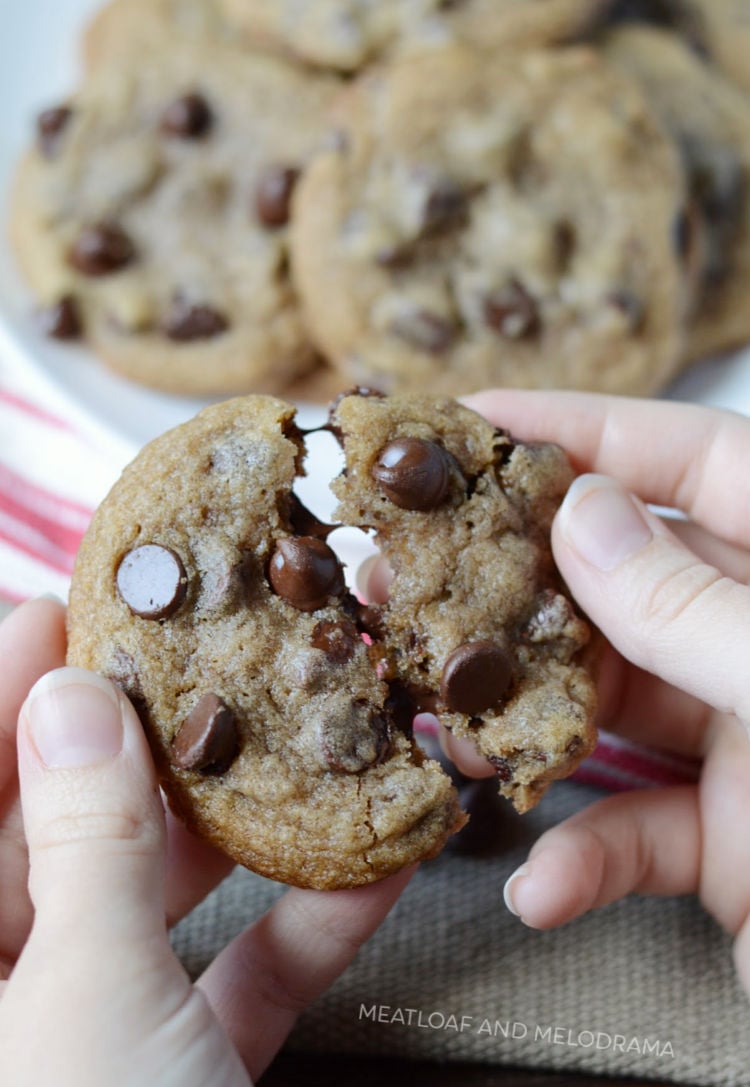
xmin=254 ymin=165 xmax=301 ymax=228
xmin=440 ymin=641 xmax=513 ymax=715
xmin=390 ymin=310 xmax=457 ymax=354
xmin=37 ymin=105 xmax=73 ymax=157
xmin=321 ymin=702 xmax=390 ymax=773
xmin=171 ymin=693 xmax=238 ymax=773
xmin=268 ymin=536 xmax=346 ymax=611
xmin=116 ymin=544 xmax=188 ymax=620
xmin=372 ymin=437 xmax=451 ymax=511
xmin=35 ymin=295 xmax=82 ymax=340
xmin=69 ymin=223 xmax=135 ymax=276
xmin=311 ymin=619 xmax=360 ymax=663
xmin=384 ymin=682 xmax=418 ymax=736
xmin=488 ymin=754 xmax=513 ymax=783
xmin=357 ymin=604 xmax=387 ymax=641
xmin=421 ymin=180 xmax=467 ymax=234
xmin=376 ymin=243 xmax=415 ymax=269
xmin=160 ymin=93 xmax=213 ymax=139
xmin=484 ymin=282 xmax=539 ymax=339
xmin=162 ymin=298 xmax=229 ymax=341
xmin=287 ymin=493 xmax=334 ymax=540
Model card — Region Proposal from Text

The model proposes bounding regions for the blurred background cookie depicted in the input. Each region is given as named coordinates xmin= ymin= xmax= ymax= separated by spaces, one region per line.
xmin=218 ymin=0 xmax=606 ymax=73
xmin=11 ymin=40 xmax=339 ymax=395
xmin=291 ymin=46 xmax=690 ymax=396
xmin=603 ymin=24 xmax=750 ymax=364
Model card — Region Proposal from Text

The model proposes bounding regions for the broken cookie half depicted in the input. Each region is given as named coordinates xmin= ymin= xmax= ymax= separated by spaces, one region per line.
xmin=66 ymin=390 xmax=597 ymax=889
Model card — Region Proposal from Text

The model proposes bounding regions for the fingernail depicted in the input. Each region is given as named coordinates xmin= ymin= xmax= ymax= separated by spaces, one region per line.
xmin=560 ymin=474 xmax=652 ymax=572
xmin=25 ymin=667 xmax=124 ymax=769
xmin=503 ymin=864 xmax=530 ymax=917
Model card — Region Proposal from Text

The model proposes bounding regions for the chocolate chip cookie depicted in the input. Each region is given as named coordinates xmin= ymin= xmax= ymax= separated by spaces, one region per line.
xmin=66 ymin=391 xmax=597 ymax=888
xmin=603 ymin=25 xmax=750 ymax=361
xmin=219 ymin=0 xmax=604 ymax=73
xmin=290 ymin=46 xmax=690 ymax=397
xmin=330 ymin=390 xmax=597 ymax=814
xmin=11 ymin=41 xmax=338 ymax=395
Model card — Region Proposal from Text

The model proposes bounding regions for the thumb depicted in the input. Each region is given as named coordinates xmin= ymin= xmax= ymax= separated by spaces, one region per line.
xmin=554 ymin=474 xmax=750 ymax=725
xmin=17 ymin=667 xmax=167 ymax=944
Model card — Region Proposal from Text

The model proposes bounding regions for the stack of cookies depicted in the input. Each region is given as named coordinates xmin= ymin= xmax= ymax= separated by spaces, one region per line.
xmin=11 ymin=0 xmax=750 ymax=399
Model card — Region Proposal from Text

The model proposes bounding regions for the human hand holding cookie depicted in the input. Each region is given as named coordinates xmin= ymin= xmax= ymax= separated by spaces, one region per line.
xmin=0 ymin=598 xmax=413 ymax=1085
xmin=453 ymin=391 xmax=750 ymax=999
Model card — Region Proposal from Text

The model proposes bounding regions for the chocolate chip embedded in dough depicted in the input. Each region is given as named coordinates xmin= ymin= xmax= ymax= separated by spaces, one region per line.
xmin=36 ymin=295 xmax=82 ymax=340
xmin=420 ymin=179 xmax=468 ymax=234
xmin=440 ymin=640 xmax=514 ymax=715
xmin=162 ymin=299 xmax=229 ymax=341
xmin=160 ymin=93 xmax=213 ymax=139
xmin=356 ymin=604 xmax=387 ymax=641
xmin=389 ymin=310 xmax=457 ymax=354
xmin=254 ymin=165 xmax=301 ymax=228
xmin=311 ymin=619 xmax=360 ymax=663
xmin=268 ymin=536 xmax=346 ymax=611
xmin=372 ymin=437 xmax=451 ymax=511
xmin=37 ymin=105 xmax=73 ymax=157
xmin=320 ymin=702 xmax=391 ymax=773
xmin=116 ymin=544 xmax=188 ymax=620
xmin=483 ymin=282 xmax=539 ymax=339
xmin=488 ymin=753 xmax=513 ymax=782
xmin=69 ymin=223 xmax=135 ymax=276
xmin=171 ymin=693 xmax=238 ymax=773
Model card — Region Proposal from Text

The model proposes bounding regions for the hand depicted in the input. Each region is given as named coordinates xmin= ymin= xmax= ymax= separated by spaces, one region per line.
xmin=448 ymin=391 xmax=750 ymax=997
xmin=0 ymin=599 xmax=413 ymax=1085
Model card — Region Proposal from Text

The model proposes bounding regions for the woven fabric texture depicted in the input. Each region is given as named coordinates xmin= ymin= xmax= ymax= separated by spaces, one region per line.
xmin=171 ymin=781 xmax=749 ymax=1087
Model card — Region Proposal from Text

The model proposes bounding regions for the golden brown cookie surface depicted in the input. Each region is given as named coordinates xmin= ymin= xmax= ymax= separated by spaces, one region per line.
xmin=12 ymin=42 xmax=338 ymax=395
xmin=291 ymin=46 xmax=689 ymax=397
xmin=67 ymin=392 xmax=597 ymax=887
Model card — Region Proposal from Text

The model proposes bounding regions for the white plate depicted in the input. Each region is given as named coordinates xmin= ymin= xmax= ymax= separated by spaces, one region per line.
xmin=3 ymin=0 xmax=750 ymax=468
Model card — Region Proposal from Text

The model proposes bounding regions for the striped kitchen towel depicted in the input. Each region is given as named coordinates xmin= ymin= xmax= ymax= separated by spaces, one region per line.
xmin=0 ymin=357 xmax=700 ymax=791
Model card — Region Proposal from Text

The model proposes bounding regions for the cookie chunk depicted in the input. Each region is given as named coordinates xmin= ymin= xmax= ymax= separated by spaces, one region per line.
xmin=66 ymin=396 xmax=464 ymax=889
xmin=66 ymin=392 xmax=597 ymax=887
xmin=11 ymin=42 xmax=338 ymax=395
xmin=603 ymin=25 xmax=750 ymax=361
xmin=291 ymin=46 xmax=689 ymax=397
xmin=219 ymin=0 xmax=604 ymax=72
xmin=331 ymin=391 xmax=597 ymax=814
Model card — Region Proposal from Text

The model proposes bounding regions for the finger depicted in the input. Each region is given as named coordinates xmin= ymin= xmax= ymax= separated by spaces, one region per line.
xmin=464 ymin=390 xmax=750 ymax=551
xmin=17 ymin=667 xmax=168 ymax=945
xmin=439 ymin=727 xmax=495 ymax=778
xmin=668 ymin=520 xmax=750 ymax=585
xmin=503 ymin=785 xmax=699 ymax=928
xmin=0 ymin=598 xmax=66 ymax=793
xmin=553 ymin=474 xmax=750 ymax=724
xmin=163 ymin=807 xmax=234 ymax=926
xmin=595 ymin=643 xmax=709 ymax=760
xmin=198 ymin=866 xmax=415 ymax=1082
